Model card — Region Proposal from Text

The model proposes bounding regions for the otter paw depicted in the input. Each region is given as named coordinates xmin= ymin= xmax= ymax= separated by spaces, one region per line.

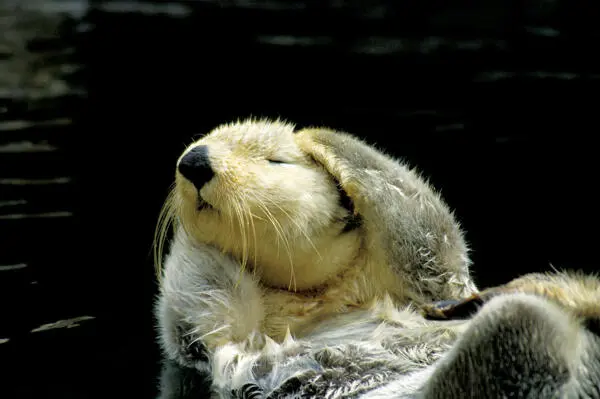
xmin=420 ymin=285 xmax=525 ymax=320
xmin=421 ymin=294 xmax=486 ymax=320
xmin=175 ymin=325 xmax=209 ymax=366
xmin=422 ymin=271 xmax=600 ymax=328
xmin=233 ymin=383 xmax=264 ymax=399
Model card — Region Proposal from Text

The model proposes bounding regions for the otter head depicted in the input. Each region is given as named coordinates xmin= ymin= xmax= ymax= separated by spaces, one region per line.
xmin=156 ymin=119 xmax=363 ymax=291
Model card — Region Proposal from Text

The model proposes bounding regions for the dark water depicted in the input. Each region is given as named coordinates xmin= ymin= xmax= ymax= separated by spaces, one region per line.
xmin=1 ymin=1 xmax=600 ymax=397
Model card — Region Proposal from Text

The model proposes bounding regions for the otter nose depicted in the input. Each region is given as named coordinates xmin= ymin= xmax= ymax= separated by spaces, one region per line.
xmin=178 ymin=145 xmax=214 ymax=190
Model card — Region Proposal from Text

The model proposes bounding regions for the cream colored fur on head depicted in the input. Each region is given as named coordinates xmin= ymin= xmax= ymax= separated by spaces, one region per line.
xmin=154 ymin=119 xmax=600 ymax=398
xmin=170 ymin=119 xmax=365 ymax=292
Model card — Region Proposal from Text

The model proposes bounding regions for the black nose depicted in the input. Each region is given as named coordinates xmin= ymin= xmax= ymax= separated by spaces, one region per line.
xmin=178 ymin=145 xmax=214 ymax=190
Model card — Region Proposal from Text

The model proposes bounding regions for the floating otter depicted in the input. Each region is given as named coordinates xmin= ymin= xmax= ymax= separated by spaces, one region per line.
xmin=154 ymin=119 xmax=600 ymax=398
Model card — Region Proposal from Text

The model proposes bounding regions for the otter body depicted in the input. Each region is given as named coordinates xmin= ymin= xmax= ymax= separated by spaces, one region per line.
xmin=155 ymin=119 xmax=600 ymax=398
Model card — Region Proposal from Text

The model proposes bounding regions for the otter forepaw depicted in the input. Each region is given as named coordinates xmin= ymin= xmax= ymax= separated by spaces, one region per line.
xmin=421 ymin=288 xmax=516 ymax=320
xmin=421 ymin=294 xmax=487 ymax=320
xmin=175 ymin=325 xmax=210 ymax=367
xmin=422 ymin=271 xmax=600 ymax=330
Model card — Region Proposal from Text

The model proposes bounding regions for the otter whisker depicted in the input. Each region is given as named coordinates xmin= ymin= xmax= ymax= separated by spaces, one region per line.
xmin=253 ymin=200 xmax=282 ymax=258
xmin=239 ymin=196 xmax=251 ymax=273
xmin=253 ymin=197 xmax=296 ymax=291
xmin=237 ymin=194 xmax=259 ymax=278
xmin=222 ymin=170 xmax=252 ymax=276
xmin=223 ymin=189 xmax=240 ymax=266
xmin=175 ymin=290 xmax=230 ymax=311
xmin=195 ymin=325 xmax=230 ymax=341
xmin=250 ymin=191 xmax=317 ymax=291
xmin=225 ymin=192 xmax=262 ymax=284
xmin=230 ymin=196 xmax=249 ymax=277
xmin=153 ymin=184 xmax=178 ymax=281
xmin=252 ymin=191 xmax=322 ymax=262
xmin=248 ymin=195 xmax=292 ymax=285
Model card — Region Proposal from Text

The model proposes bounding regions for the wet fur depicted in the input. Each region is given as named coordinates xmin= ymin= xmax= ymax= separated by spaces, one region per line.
xmin=154 ymin=119 xmax=600 ymax=398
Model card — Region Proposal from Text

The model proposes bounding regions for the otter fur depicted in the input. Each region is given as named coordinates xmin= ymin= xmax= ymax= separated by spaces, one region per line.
xmin=154 ymin=119 xmax=600 ymax=398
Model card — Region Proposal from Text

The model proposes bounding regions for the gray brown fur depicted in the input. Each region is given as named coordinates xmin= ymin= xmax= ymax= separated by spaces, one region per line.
xmin=297 ymin=128 xmax=476 ymax=305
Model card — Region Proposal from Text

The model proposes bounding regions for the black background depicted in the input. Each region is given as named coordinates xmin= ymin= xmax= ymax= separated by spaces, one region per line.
xmin=1 ymin=1 xmax=599 ymax=398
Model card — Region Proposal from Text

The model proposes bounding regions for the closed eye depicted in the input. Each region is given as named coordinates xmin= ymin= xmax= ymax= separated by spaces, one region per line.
xmin=267 ymin=159 xmax=288 ymax=164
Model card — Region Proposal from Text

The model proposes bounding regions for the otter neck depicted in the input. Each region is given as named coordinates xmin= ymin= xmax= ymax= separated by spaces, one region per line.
xmin=256 ymin=229 xmax=362 ymax=291
xmin=220 ymin=223 xmax=363 ymax=292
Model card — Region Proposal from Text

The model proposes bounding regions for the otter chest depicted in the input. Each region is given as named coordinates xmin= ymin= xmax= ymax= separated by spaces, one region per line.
xmin=258 ymin=269 xmax=377 ymax=341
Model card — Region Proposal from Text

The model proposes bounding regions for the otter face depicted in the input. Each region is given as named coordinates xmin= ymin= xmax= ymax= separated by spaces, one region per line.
xmin=168 ymin=119 xmax=362 ymax=290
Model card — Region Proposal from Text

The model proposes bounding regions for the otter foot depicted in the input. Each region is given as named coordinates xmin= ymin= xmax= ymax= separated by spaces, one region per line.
xmin=421 ymin=290 xmax=509 ymax=320
xmin=422 ymin=271 xmax=600 ymax=327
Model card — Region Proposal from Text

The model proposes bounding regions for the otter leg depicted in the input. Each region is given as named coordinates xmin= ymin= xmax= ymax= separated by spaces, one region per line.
xmin=420 ymin=294 xmax=582 ymax=399
xmin=422 ymin=271 xmax=600 ymax=323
